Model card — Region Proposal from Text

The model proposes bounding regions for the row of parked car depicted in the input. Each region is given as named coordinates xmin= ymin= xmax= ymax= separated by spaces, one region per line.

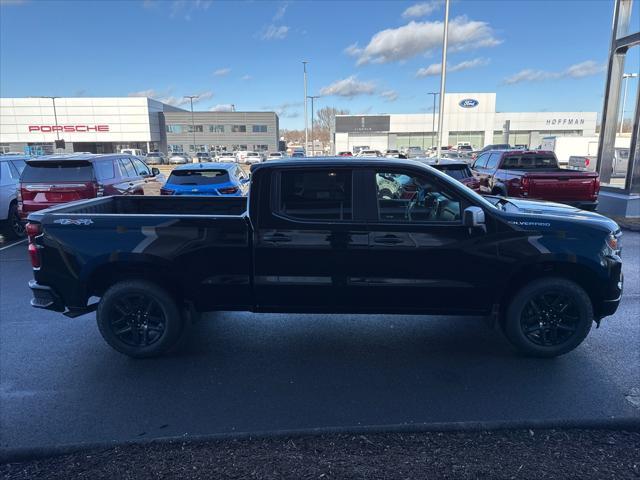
xmin=141 ymin=150 xmax=294 ymax=166
xmin=0 ymin=147 xmax=601 ymax=242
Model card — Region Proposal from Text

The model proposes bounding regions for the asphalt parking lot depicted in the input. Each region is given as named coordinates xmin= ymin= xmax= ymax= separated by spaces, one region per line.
xmin=0 ymin=231 xmax=638 ymax=454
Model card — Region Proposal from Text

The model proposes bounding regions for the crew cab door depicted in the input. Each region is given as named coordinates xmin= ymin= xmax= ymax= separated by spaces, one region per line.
xmin=253 ymin=167 xmax=369 ymax=311
xmin=114 ymin=157 xmax=144 ymax=195
xmin=354 ymin=167 xmax=495 ymax=313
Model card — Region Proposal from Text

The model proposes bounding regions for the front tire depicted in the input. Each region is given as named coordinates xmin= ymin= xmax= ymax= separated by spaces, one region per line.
xmin=96 ymin=280 xmax=184 ymax=358
xmin=503 ymin=278 xmax=593 ymax=358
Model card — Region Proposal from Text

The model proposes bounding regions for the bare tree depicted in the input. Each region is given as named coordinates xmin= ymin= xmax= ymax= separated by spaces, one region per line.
xmin=312 ymin=106 xmax=350 ymax=145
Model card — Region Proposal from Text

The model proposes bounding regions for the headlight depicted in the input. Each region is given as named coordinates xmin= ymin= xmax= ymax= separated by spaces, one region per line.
xmin=606 ymin=232 xmax=621 ymax=253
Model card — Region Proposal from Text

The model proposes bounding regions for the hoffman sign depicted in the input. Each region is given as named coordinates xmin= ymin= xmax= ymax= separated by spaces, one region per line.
xmin=28 ymin=125 xmax=110 ymax=133
xmin=545 ymin=118 xmax=585 ymax=126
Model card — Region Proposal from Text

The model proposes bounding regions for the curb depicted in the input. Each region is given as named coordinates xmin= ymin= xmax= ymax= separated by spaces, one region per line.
xmin=2 ymin=416 xmax=639 ymax=465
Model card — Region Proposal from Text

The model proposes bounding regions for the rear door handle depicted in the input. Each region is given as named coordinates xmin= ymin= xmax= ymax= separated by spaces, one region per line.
xmin=373 ymin=235 xmax=403 ymax=245
xmin=263 ymin=233 xmax=292 ymax=243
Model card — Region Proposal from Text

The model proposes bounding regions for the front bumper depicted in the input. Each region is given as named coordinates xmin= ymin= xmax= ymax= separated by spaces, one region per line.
xmin=29 ymin=280 xmax=65 ymax=312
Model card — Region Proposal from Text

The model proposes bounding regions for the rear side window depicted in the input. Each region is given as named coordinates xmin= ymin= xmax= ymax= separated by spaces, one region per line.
xmin=278 ymin=169 xmax=352 ymax=221
xmin=21 ymin=161 xmax=94 ymax=182
xmin=502 ymin=155 xmax=557 ymax=169
xmin=168 ymin=169 xmax=230 ymax=185
xmin=94 ymin=160 xmax=115 ymax=180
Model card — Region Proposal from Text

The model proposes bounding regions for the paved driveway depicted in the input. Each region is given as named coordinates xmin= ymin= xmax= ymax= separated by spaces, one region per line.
xmin=1 ymin=232 xmax=638 ymax=452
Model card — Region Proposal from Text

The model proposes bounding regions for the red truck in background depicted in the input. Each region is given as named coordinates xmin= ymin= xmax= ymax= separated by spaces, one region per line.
xmin=471 ymin=150 xmax=600 ymax=211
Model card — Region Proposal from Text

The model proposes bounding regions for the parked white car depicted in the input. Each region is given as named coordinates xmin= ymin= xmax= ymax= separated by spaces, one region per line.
xmin=267 ymin=152 xmax=285 ymax=161
xmin=242 ymin=151 xmax=262 ymax=164
xmin=357 ymin=149 xmax=382 ymax=158
xmin=216 ymin=152 xmax=236 ymax=162
xmin=0 ymin=155 xmax=28 ymax=239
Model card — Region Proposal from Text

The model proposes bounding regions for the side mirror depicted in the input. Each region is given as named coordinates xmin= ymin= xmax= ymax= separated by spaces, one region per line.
xmin=151 ymin=167 xmax=160 ymax=176
xmin=463 ymin=206 xmax=486 ymax=231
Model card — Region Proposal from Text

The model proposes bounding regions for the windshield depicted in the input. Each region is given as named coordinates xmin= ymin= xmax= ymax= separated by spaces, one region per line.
xmin=167 ymin=169 xmax=231 ymax=185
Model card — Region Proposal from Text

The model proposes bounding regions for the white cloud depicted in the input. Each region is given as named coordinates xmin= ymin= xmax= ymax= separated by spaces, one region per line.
xmin=273 ymin=3 xmax=288 ymax=21
xmin=241 ymin=75 xmax=252 ymax=81
xmin=142 ymin=0 xmax=212 ymax=20
xmin=402 ymin=1 xmax=441 ymax=19
xmin=128 ymin=88 xmax=213 ymax=107
xmin=213 ymin=67 xmax=231 ymax=77
xmin=261 ymin=25 xmax=289 ymax=40
xmin=209 ymin=104 xmax=234 ymax=112
xmin=504 ymin=60 xmax=605 ymax=85
xmin=416 ymin=57 xmax=489 ymax=77
xmin=347 ymin=17 xmax=501 ymax=65
xmin=319 ymin=76 xmax=376 ymax=98
xmin=0 ymin=0 xmax=28 ymax=5
xmin=380 ymin=90 xmax=398 ymax=102
xmin=261 ymin=101 xmax=302 ymax=118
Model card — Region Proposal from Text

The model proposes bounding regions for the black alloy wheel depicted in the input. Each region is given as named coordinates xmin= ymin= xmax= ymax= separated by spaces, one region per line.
xmin=520 ymin=292 xmax=580 ymax=347
xmin=106 ymin=293 xmax=166 ymax=348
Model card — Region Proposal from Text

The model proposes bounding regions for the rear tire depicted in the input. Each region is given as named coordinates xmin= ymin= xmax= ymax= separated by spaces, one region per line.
xmin=1 ymin=202 xmax=25 ymax=240
xmin=96 ymin=280 xmax=184 ymax=358
xmin=503 ymin=277 xmax=593 ymax=358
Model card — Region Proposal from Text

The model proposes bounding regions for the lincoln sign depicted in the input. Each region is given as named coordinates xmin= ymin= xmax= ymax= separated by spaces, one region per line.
xmin=28 ymin=125 xmax=110 ymax=133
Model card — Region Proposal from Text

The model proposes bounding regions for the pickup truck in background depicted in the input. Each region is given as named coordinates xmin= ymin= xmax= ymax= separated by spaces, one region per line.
xmin=568 ymin=147 xmax=630 ymax=178
xmin=471 ymin=150 xmax=600 ymax=210
xmin=25 ymin=158 xmax=622 ymax=359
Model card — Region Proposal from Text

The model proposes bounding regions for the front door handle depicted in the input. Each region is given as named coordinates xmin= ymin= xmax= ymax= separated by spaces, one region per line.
xmin=373 ymin=235 xmax=403 ymax=245
xmin=263 ymin=233 xmax=292 ymax=243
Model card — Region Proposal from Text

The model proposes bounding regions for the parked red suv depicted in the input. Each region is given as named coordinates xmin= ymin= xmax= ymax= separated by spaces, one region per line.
xmin=18 ymin=154 xmax=158 ymax=219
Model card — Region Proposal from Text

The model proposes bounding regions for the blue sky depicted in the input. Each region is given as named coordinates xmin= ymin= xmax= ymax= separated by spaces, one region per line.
xmin=1 ymin=0 xmax=638 ymax=128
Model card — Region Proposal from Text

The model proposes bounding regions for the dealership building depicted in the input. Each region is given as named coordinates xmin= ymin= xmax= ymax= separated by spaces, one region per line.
xmin=0 ymin=97 xmax=279 ymax=155
xmin=334 ymin=92 xmax=598 ymax=153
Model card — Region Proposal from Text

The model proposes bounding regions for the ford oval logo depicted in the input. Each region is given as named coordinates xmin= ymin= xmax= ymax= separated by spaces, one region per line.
xmin=459 ymin=98 xmax=479 ymax=108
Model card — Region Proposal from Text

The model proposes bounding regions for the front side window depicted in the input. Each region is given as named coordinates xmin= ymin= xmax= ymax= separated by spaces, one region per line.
xmin=485 ymin=153 xmax=502 ymax=170
xmin=252 ymin=125 xmax=267 ymax=133
xmin=132 ymin=158 xmax=150 ymax=176
xmin=473 ymin=153 xmax=490 ymax=168
xmin=166 ymin=124 xmax=183 ymax=134
xmin=118 ymin=158 xmax=137 ymax=178
xmin=279 ymin=169 xmax=352 ymax=221
xmin=231 ymin=125 xmax=247 ymax=133
xmin=375 ymin=171 xmax=461 ymax=223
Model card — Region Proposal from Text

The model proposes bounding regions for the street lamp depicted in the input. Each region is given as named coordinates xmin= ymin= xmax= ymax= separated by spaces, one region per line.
xmin=307 ymin=95 xmax=320 ymax=157
xmin=302 ymin=61 xmax=309 ymax=154
xmin=184 ymin=95 xmax=199 ymax=156
xmin=428 ymin=92 xmax=439 ymax=150
xmin=35 ymin=96 xmax=60 ymax=152
xmin=619 ymin=73 xmax=638 ymax=134
xmin=435 ymin=0 xmax=450 ymax=160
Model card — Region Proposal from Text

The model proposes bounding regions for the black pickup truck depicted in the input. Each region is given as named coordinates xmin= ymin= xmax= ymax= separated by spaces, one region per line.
xmin=26 ymin=158 xmax=623 ymax=358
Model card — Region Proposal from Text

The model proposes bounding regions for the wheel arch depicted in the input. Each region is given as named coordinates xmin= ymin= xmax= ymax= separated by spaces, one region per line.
xmin=498 ymin=261 xmax=604 ymax=321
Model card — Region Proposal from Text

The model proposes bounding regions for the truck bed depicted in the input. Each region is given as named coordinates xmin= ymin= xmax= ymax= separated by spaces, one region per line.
xmin=27 ymin=195 xmax=248 ymax=220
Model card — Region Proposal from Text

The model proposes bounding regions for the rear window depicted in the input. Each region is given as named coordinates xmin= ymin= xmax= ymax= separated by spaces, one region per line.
xmin=21 ymin=161 xmax=94 ymax=182
xmin=502 ymin=155 xmax=558 ymax=169
xmin=168 ymin=169 xmax=230 ymax=185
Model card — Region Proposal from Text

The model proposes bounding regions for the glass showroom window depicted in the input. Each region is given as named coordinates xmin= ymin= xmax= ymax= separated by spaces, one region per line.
xmin=252 ymin=125 xmax=268 ymax=133
xmin=231 ymin=125 xmax=247 ymax=133
xmin=254 ymin=144 xmax=269 ymax=151
xmin=209 ymin=125 xmax=225 ymax=133
xmin=168 ymin=144 xmax=184 ymax=153
xmin=187 ymin=125 xmax=204 ymax=133
xmin=166 ymin=124 xmax=183 ymax=134
xmin=189 ymin=145 xmax=207 ymax=153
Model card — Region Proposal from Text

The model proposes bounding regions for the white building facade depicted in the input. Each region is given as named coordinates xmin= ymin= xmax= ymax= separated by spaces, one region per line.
xmin=0 ymin=97 xmax=183 ymax=155
xmin=334 ymin=93 xmax=598 ymax=153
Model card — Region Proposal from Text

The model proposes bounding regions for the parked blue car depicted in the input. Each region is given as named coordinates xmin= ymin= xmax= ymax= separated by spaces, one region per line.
xmin=160 ymin=162 xmax=249 ymax=196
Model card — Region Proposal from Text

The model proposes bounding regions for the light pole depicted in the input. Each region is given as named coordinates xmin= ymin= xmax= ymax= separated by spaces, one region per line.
xmin=435 ymin=0 xmax=450 ymax=160
xmin=428 ymin=92 xmax=438 ymax=150
xmin=619 ymin=73 xmax=638 ymax=134
xmin=302 ymin=61 xmax=309 ymax=154
xmin=184 ymin=95 xmax=198 ymax=156
xmin=36 ymin=96 xmax=60 ymax=152
xmin=307 ymin=95 xmax=319 ymax=156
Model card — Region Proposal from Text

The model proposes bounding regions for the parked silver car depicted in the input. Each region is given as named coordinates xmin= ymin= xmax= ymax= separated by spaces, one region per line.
xmin=168 ymin=153 xmax=190 ymax=165
xmin=0 ymin=155 xmax=27 ymax=239
xmin=145 ymin=152 xmax=166 ymax=165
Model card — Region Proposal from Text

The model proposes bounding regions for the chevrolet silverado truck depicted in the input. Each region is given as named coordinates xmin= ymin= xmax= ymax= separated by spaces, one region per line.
xmin=471 ymin=150 xmax=600 ymax=210
xmin=26 ymin=158 xmax=623 ymax=358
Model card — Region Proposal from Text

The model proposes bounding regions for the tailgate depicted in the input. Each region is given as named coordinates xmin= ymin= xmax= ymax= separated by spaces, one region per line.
xmin=527 ymin=172 xmax=598 ymax=201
